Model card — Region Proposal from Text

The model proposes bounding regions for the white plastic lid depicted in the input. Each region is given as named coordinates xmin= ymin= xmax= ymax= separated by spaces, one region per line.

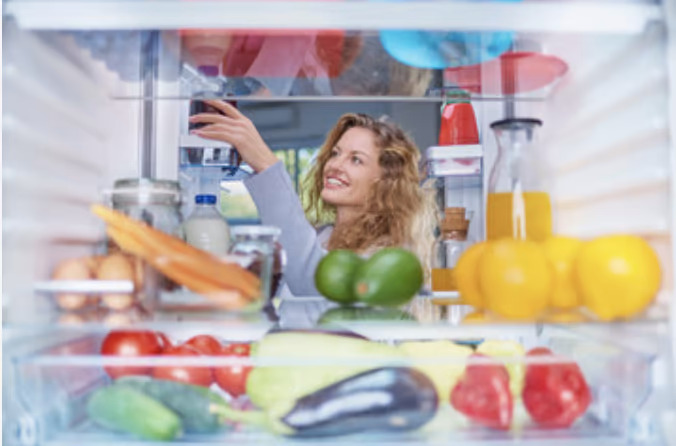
xmin=426 ymin=144 xmax=483 ymax=160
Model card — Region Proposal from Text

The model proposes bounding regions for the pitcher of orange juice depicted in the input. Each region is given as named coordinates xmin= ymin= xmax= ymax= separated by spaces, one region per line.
xmin=487 ymin=118 xmax=551 ymax=242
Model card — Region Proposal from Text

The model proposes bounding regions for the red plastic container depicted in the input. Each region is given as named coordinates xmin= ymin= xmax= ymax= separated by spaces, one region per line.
xmin=438 ymin=102 xmax=480 ymax=146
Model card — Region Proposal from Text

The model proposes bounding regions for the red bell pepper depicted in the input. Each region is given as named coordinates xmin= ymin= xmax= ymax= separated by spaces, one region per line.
xmin=523 ymin=347 xmax=591 ymax=428
xmin=451 ymin=354 xmax=513 ymax=430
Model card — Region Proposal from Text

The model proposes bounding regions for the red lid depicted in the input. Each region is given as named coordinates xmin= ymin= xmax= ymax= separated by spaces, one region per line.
xmin=444 ymin=51 xmax=568 ymax=95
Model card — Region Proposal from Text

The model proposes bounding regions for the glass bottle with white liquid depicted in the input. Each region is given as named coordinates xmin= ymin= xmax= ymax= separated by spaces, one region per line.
xmin=184 ymin=194 xmax=230 ymax=256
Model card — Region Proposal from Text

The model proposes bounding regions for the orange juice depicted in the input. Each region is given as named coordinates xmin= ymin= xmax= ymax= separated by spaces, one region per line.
xmin=486 ymin=192 xmax=552 ymax=242
xmin=431 ymin=268 xmax=456 ymax=292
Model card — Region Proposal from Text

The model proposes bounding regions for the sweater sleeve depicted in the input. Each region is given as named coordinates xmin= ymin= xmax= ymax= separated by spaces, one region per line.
xmin=243 ymin=161 xmax=324 ymax=296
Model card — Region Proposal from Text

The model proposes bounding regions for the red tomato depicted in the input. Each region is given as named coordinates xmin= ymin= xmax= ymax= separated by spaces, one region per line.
xmin=152 ymin=344 xmax=213 ymax=387
xmin=100 ymin=330 xmax=164 ymax=379
xmin=156 ymin=331 xmax=174 ymax=351
xmin=184 ymin=334 xmax=222 ymax=355
xmin=214 ymin=343 xmax=252 ymax=398
xmin=523 ymin=347 xmax=591 ymax=428
xmin=450 ymin=354 xmax=513 ymax=430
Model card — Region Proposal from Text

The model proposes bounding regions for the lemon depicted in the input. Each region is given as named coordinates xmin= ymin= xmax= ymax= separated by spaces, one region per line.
xmin=542 ymin=309 xmax=588 ymax=323
xmin=542 ymin=236 xmax=583 ymax=310
xmin=461 ymin=310 xmax=492 ymax=324
xmin=455 ymin=241 xmax=488 ymax=309
xmin=479 ymin=239 xmax=553 ymax=320
xmin=575 ymin=235 xmax=661 ymax=321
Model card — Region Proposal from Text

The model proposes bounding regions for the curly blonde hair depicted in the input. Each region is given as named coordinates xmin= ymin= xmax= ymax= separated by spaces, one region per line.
xmin=303 ymin=113 xmax=438 ymax=277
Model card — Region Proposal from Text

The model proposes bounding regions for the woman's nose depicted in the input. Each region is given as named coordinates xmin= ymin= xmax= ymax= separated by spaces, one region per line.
xmin=330 ymin=153 xmax=349 ymax=170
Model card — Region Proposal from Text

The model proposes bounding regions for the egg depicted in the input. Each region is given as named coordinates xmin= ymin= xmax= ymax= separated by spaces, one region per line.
xmin=51 ymin=257 xmax=94 ymax=311
xmin=97 ymin=254 xmax=136 ymax=310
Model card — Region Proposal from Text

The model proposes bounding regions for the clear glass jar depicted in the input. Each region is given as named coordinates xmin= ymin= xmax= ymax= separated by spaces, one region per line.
xmin=110 ymin=178 xmax=183 ymax=237
xmin=109 ymin=178 xmax=184 ymax=308
xmin=431 ymin=207 xmax=470 ymax=294
xmin=487 ymin=118 xmax=552 ymax=242
xmin=229 ymin=226 xmax=286 ymax=306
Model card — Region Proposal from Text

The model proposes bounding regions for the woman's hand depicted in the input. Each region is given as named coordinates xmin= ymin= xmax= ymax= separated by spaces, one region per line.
xmin=189 ymin=100 xmax=279 ymax=173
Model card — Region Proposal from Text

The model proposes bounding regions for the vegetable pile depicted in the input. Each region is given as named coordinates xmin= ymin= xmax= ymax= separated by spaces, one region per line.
xmin=91 ymin=330 xmax=591 ymax=441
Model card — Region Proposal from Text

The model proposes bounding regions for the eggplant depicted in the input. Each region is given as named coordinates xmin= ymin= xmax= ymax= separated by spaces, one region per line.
xmin=265 ymin=326 xmax=369 ymax=340
xmin=279 ymin=367 xmax=438 ymax=437
xmin=246 ymin=332 xmax=398 ymax=410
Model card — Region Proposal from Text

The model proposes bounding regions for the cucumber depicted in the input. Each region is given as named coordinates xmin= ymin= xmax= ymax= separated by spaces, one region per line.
xmin=116 ymin=376 xmax=226 ymax=433
xmin=87 ymin=385 xmax=182 ymax=441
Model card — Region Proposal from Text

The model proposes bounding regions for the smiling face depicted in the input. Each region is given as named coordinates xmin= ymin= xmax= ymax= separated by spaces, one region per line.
xmin=320 ymin=127 xmax=382 ymax=211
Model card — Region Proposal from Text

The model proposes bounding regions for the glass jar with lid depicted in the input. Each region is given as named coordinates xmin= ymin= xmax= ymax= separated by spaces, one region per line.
xmin=108 ymin=178 xmax=184 ymax=308
xmin=431 ymin=207 xmax=471 ymax=293
xmin=110 ymin=178 xmax=183 ymax=238
xmin=229 ymin=226 xmax=286 ymax=305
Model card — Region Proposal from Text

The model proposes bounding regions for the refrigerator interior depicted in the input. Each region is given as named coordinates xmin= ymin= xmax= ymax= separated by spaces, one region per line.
xmin=2 ymin=0 xmax=676 ymax=445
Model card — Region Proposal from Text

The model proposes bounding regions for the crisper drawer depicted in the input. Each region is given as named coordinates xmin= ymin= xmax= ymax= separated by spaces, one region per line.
xmin=6 ymin=322 xmax=656 ymax=446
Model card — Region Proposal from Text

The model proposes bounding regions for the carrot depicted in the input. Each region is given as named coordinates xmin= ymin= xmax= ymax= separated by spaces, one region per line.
xmin=106 ymin=227 xmax=252 ymax=310
xmin=92 ymin=204 xmax=260 ymax=292
xmin=93 ymin=204 xmax=260 ymax=300
xmin=103 ymin=218 xmax=259 ymax=300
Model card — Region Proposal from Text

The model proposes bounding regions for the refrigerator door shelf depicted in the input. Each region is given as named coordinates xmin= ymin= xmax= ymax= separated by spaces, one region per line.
xmin=425 ymin=145 xmax=483 ymax=177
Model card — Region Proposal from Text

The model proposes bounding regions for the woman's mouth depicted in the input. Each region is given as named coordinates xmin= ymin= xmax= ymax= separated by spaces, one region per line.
xmin=324 ymin=176 xmax=349 ymax=190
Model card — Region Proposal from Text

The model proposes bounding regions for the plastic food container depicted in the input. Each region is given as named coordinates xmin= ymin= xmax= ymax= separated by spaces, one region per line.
xmin=425 ymin=145 xmax=483 ymax=177
xmin=7 ymin=319 xmax=654 ymax=445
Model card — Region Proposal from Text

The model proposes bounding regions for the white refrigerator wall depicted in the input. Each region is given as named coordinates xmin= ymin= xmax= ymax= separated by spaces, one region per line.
xmin=2 ymin=23 xmax=141 ymax=322
xmin=541 ymin=28 xmax=673 ymax=310
xmin=472 ymin=28 xmax=674 ymax=318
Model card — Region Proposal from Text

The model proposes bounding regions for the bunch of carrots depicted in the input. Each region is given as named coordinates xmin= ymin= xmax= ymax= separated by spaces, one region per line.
xmin=91 ymin=204 xmax=260 ymax=310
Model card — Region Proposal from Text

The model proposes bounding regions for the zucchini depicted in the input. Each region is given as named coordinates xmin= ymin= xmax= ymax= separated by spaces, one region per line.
xmin=87 ymin=385 xmax=182 ymax=441
xmin=116 ymin=376 xmax=226 ymax=433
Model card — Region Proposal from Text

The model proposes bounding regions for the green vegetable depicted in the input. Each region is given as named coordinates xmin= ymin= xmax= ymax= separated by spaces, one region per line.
xmin=246 ymin=332 xmax=399 ymax=410
xmin=314 ymin=250 xmax=364 ymax=304
xmin=86 ymin=385 xmax=182 ymax=441
xmin=116 ymin=376 xmax=227 ymax=433
xmin=318 ymin=306 xmax=417 ymax=325
xmin=354 ymin=248 xmax=424 ymax=307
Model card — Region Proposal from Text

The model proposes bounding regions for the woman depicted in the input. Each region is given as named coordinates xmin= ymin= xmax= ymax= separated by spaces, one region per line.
xmin=190 ymin=100 xmax=437 ymax=296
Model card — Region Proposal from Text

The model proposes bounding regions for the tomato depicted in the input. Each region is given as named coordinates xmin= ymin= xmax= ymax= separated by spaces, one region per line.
xmin=184 ymin=334 xmax=222 ymax=355
xmin=100 ymin=330 xmax=164 ymax=379
xmin=156 ymin=331 xmax=174 ymax=351
xmin=450 ymin=354 xmax=513 ymax=430
xmin=214 ymin=343 xmax=252 ymax=398
xmin=152 ymin=344 xmax=213 ymax=387
xmin=523 ymin=347 xmax=591 ymax=428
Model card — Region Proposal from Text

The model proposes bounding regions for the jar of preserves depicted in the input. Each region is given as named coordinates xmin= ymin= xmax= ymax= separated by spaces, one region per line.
xmin=431 ymin=207 xmax=470 ymax=293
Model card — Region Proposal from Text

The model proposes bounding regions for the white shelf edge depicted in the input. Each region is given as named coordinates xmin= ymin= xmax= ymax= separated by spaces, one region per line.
xmin=180 ymin=134 xmax=233 ymax=149
xmin=5 ymin=1 xmax=662 ymax=33
xmin=34 ymin=280 xmax=135 ymax=294
xmin=426 ymin=144 xmax=483 ymax=159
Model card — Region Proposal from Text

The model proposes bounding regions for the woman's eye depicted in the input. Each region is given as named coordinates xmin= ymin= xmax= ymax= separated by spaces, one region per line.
xmin=330 ymin=149 xmax=339 ymax=157
xmin=352 ymin=156 xmax=362 ymax=165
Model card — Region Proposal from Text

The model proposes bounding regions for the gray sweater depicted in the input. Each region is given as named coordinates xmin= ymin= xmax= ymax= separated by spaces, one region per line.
xmin=244 ymin=161 xmax=330 ymax=296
